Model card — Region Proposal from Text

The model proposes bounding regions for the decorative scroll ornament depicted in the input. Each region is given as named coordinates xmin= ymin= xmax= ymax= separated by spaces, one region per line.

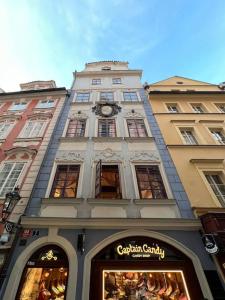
xmin=56 ymin=150 xmax=85 ymax=162
xmin=69 ymin=111 xmax=88 ymax=119
xmin=92 ymin=102 xmax=121 ymax=117
xmin=41 ymin=250 xmax=57 ymax=261
xmin=129 ymin=151 xmax=160 ymax=162
xmin=124 ymin=111 xmax=144 ymax=118
xmin=95 ymin=148 xmax=122 ymax=162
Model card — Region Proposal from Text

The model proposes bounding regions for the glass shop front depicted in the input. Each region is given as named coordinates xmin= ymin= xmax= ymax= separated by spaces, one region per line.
xmin=90 ymin=236 xmax=204 ymax=300
xmin=16 ymin=245 xmax=68 ymax=300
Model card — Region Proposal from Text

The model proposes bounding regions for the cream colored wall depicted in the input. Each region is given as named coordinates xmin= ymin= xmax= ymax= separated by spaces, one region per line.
xmin=150 ymin=93 xmax=225 ymax=211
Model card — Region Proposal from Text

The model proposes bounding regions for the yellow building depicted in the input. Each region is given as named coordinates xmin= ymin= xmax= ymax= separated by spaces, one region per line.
xmin=145 ymin=76 xmax=225 ymax=284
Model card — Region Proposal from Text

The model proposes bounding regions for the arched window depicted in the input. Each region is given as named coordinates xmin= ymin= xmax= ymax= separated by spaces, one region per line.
xmin=16 ymin=245 xmax=69 ymax=300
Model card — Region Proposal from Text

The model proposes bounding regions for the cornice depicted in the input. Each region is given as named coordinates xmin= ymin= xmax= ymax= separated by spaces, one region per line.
xmin=149 ymin=91 xmax=225 ymax=95
xmin=76 ymin=70 xmax=142 ymax=77
xmin=20 ymin=217 xmax=201 ymax=230
xmin=167 ymin=144 xmax=225 ymax=148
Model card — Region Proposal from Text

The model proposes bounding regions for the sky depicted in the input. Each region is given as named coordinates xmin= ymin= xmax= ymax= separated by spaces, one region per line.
xmin=0 ymin=0 xmax=225 ymax=91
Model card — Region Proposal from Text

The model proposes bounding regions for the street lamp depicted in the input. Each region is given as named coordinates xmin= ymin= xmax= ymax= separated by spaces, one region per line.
xmin=1 ymin=187 xmax=21 ymax=223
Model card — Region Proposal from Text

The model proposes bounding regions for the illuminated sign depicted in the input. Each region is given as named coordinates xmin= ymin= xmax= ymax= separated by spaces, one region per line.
xmin=41 ymin=250 xmax=57 ymax=261
xmin=116 ymin=244 xmax=165 ymax=260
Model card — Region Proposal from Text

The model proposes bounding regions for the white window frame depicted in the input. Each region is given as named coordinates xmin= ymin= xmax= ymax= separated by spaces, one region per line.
xmin=202 ymin=171 xmax=225 ymax=205
xmin=166 ymin=103 xmax=179 ymax=113
xmin=209 ymin=128 xmax=225 ymax=145
xmin=100 ymin=92 xmax=114 ymax=102
xmin=123 ymin=91 xmax=139 ymax=102
xmin=92 ymin=78 xmax=101 ymax=85
xmin=36 ymin=99 xmax=55 ymax=109
xmin=112 ymin=78 xmax=122 ymax=84
xmin=215 ymin=103 xmax=225 ymax=113
xmin=76 ymin=92 xmax=90 ymax=102
xmin=9 ymin=101 xmax=27 ymax=111
xmin=0 ymin=162 xmax=26 ymax=198
xmin=179 ymin=128 xmax=198 ymax=145
xmin=0 ymin=120 xmax=15 ymax=139
xmin=19 ymin=119 xmax=47 ymax=138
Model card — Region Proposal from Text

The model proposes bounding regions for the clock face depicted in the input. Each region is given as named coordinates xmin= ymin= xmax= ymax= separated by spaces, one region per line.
xmin=101 ymin=105 xmax=113 ymax=116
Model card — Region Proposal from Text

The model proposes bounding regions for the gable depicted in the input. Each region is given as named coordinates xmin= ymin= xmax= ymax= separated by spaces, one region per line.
xmin=151 ymin=76 xmax=214 ymax=86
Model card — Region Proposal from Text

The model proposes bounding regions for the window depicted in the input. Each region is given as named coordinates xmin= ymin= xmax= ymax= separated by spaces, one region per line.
xmin=205 ymin=174 xmax=225 ymax=202
xmin=9 ymin=101 xmax=27 ymax=111
xmin=102 ymin=66 xmax=111 ymax=70
xmin=20 ymin=120 xmax=46 ymax=138
xmin=100 ymin=92 xmax=114 ymax=102
xmin=66 ymin=119 xmax=86 ymax=137
xmin=123 ymin=92 xmax=138 ymax=101
xmin=0 ymin=120 xmax=14 ymax=139
xmin=135 ymin=165 xmax=167 ymax=199
xmin=92 ymin=79 xmax=101 ymax=85
xmin=36 ymin=99 xmax=55 ymax=109
xmin=167 ymin=104 xmax=179 ymax=113
xmin=192 ymin=104 xmax=204 ymax=113
xmin=76 ymin=92 xmax=90 ymax=102
xmin=0 ymin=162 xmax=25 ymax=197
xmin=50 ymin=165 xmax=80 ymax=198
xmin=98 ymin=119 xmax=116 ymax=137
xmin=112 ymin=78 xmax=121 ymax=84
xmin=210 ymin=129 xmax=225 ymax=144
xmin=180 ymin=129 xmax=198 ymax=145
xmin=95 ymin=162 xmax=121 ymax=199
xmin=216 ymin=104 xmax=225 ymax=113
xmin=127 ymin=119 xmax=147 ymax=137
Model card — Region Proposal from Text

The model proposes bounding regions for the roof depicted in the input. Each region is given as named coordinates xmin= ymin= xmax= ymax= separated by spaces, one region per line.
xmin=151 ymin=75 xmax=215 ymax=86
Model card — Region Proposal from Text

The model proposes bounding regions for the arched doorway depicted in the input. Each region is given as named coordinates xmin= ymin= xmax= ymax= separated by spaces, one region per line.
xmin=16 ymin=245 xmax=69 ymax=300
xmin=90 ymin=236 xmax=204 ymax=300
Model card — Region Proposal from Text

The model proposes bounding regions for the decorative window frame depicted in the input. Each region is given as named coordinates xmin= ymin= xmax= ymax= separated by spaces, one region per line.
xmin=165 ymin=103 xmax=181 ymax=113
xmin=206 ymin=125 xmax=225 ymax=145
xmin=18 ymin=118 xmax=48 ymax=139
xmin=122 ymin=91 xmax=141 ymax=102
xmin=189 ymin=102 xmax=207 ymax=113
xmin=8 ymin=100 xmax=28 ymax=111
xmin=176 ymin=125 xmax=201 ymax=145
xmin=123 ymin=114 xmax=151 ymax=138
xmin=95 ymin=116 xmax=119 ymax=138
xmin=62 ymin=112 xmax=89 ymax=138
xmin=45 ymin=161 xmax=84 ymax=199
xmin=214 ymin=103 xmax=225 ymax=113
xmin=0 ymin=119 xmax=16 ymax=139
xmin=36 ymin=98 xmax=56 ymax=109
xmin=130 ymin=162 xmax=172 ymax=200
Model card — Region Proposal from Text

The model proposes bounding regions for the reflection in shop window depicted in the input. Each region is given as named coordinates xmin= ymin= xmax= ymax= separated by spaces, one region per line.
xmin=103 ymin=270 xmax=190 ymax=300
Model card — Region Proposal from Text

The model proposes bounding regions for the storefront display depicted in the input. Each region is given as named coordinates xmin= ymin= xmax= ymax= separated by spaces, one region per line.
xmin=90 ymin=236 xmax=204 ymax=300
xmin=16 ymin=245 xmax=68 ymax=300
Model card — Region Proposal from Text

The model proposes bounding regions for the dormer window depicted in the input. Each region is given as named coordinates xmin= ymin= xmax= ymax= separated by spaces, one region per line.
xmin=102 ymin=66 xmax=111 ymax=70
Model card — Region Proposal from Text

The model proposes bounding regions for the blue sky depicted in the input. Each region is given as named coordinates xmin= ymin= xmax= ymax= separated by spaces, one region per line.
xmin=0 ymin=0 xmax=225 ymax=91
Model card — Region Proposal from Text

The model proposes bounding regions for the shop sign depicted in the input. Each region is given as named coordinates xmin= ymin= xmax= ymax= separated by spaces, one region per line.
xmin=202 ymin=234 xmax=219 ymax=254
xmin=116 ymin=243 xmax=165 ymax=260
xmin=41 ymin=250 xmax=58 ymax=261
xmin=21 ymin=229 xmax=32 ymax=239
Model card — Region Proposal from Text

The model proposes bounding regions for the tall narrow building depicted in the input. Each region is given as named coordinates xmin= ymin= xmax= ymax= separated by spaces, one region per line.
xmin=1 ymin=64 xmax=214 ymax=299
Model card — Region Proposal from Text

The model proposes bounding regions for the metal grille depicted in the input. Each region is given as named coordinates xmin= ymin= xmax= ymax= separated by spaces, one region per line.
xmin=127 ymin=119 xmax=147 ymax=137
xmin=98 ymin=119 xmax=116 ymax=137
xmin=50 ymin=165 xmax=80 ymax=198
xmin=66 ymin=119 xmax=86 ymax=137
xmin=135 ymin=165 xmax=167 ymax=199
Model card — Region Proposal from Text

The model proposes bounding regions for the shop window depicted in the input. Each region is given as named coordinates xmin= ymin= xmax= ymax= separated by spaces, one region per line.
xmin=210 ymin=129 xmax=225 ymax=144
xmin=166 ymin=104 xmax=179 ymax=113
xmin=92 ymin=78 xmax=101 ymax=85
xmin=100 ymin=92 xmax=114 ymax=102
xmin=180 ymin=129 xmax=198 ymax=145
xmin=98 ymin=119 xmax=116 ymax=137
xmin=0 ymin=120 xmax=15 ymax=139
xmin=191 ymin=104 xmax=204 ymax=113
xmin=205 ymin=173 xmax=225 ymax=203
xmin=0 ymin=162 xmax=25 ymax=198
xmin=20 ymin=120 xmax=46 ymax=138
xmin=50 ymin=165 xmax=80 ymax=198
xmin=135 ymin=165 xmax=167 ymax=199
xmin=112 ymin=78 xmax=121 ymax=84
xmin=16 ymin=245 xmax=68 ymax=300
xmin=76 ymin=92 xmax=90 ymax=102
xmin=36 ymin=99 xmax=55 ymax=109
xmin=95 ymin=161 xmax=121 ymax=199
xmin=9 ymin=101 xmax=27 ymax=111
xmin=123 ymin=92 xmax=138 ymax=101
xmin=127 ymin=119 xmax=147 ymax=137
xmin=66 ymin=119 xmax=86 ymax=137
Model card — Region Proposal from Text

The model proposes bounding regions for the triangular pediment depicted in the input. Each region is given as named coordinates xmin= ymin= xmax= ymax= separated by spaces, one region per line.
xmin=151 ymin=76 xmax=215 ymax=86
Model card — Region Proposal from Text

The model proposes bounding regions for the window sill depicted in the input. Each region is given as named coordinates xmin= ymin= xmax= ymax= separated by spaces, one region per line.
xmin=92 ymin=137 xmax=123 ymax=142
xmin=134 ymin=199 xmax=176 ymax=205
xmin=71 ymin=101 xmax=93 ymax=105
xmin=121 ymin=100 xmax=143 ymax=104
xmin=0 ymin=138 xmax=6 ymax=143
xmin=59 ymin=137 xmax=89 ymax=142
xmin=42 ymin=198 xmax=83 ymax=205
xmin=87 ymin=198 xmax=130 ymax=205
xmin=124 ymin=137 xmax=154 ymax=142
xmin=15 ymin=137 xmax=43 ymax=142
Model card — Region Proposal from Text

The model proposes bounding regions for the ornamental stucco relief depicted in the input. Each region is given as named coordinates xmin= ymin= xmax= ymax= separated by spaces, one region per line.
xmin=55 ymin=150 xmax=85 ymax=161
xmin=95 ymin=148 xmax=123 ymax=162
xmin=69 ymin=111 xmax=88 ymax=119
xmin=129 ymin=151 xmax=159 ymax=162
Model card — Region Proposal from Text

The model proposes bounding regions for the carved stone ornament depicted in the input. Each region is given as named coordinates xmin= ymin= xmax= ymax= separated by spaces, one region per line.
xmin=92 ymin=102 xmax=121 ymax=117
xmin=95 ymin=148 xmax=122 ymax=162
xmin=124 ymin=110 xmax=144 ymax=118
xmin=129 ymin=151 xmax=160 ymax=162
xmin=55 ymin=150 xmax=85 ymax=161
xmin=69 ymin=111 xmax=88 ymax=119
